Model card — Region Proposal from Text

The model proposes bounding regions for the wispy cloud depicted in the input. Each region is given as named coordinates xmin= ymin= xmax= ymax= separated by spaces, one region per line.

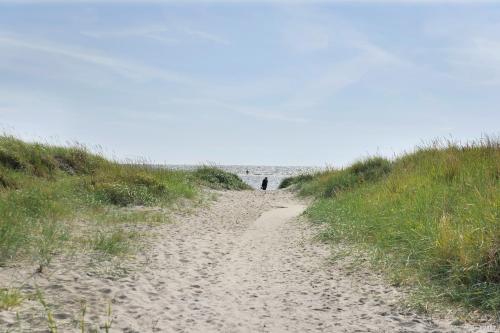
xmin=280 ymin=49 xmax=406 ymax=111
xmin=81 ymin=25 xmax=170 ymax=39
xmin=0 ymin=33 xmax=306 ymax=123
xmin=279 ymin=7 xmax=412 ymax=110
xmin=352 ymin=40 xmax=409 ymax=66
xmin=0 ymin=34 xmax=197 ymax=84
xmin=165 ymin=98 xmax=309 ymax=123
xmin=182 ymin=27 xmax=229 ymax=45
xmin=82 ymin=24 xmax=229 ymax=45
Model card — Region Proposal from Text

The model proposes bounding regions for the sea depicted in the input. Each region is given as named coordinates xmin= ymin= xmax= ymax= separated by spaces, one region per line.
xmin=165 ymin=165 xmax=321 ymax=190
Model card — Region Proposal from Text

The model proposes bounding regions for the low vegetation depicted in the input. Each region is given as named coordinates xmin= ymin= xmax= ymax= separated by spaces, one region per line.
xmin=280 ymin=138 xmax=499 ymax=315
xmin=0 ymin=288 xmax=23 ymax=310
xmin=193 ymin=166 xmax=252 ymax=190
xmin=0 ymin=135 xmax=249 ymax=270
xmin=278 ymin=174 xmax=314 ymax=189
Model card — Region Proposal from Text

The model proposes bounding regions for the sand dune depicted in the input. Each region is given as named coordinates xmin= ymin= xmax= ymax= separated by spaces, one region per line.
xmin=0 ymin=190 xmax=487 ymax=332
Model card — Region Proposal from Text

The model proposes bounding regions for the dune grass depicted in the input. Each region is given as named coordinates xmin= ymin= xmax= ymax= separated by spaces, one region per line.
xmin=280 ymin=138 xmax=499 ymax=315
xmin=91 ymin=229 xmax=139 ymax=256
xmin=193 ymin=166 xmax=252 ymax=190
xmin=0 ymin=135 xmax=249 ymax=269
xmin=0 ymin=288 xmax=23 ymax=310
xmin=278 ymin=174 xmax=314 ymax=189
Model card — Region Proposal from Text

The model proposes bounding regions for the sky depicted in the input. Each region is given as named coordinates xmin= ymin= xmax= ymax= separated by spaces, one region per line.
xmin=0 ymin=0 xmax=499 ymax=166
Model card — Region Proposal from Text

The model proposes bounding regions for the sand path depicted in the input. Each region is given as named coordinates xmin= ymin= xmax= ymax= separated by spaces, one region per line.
xmin=0 ymin=190 xmax=485 ymax=332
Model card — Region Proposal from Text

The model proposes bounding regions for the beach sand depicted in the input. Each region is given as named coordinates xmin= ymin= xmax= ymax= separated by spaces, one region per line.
xmin=0 ymin=190 xmax=487 ymax=332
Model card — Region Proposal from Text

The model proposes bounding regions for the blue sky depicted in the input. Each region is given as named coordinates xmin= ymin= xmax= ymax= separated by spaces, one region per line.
xmin=1 ymin=0 xmax=499 ymax=166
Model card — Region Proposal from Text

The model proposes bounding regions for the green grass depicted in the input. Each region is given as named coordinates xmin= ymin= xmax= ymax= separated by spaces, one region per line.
xmin=0 ymin=135 xmax=248 ymax=267
xmin=193 ymin=166 xmax=251 ymax=190
xmin=91 ymin=229 xmax=139 ymax=256
xmin=278 ymin=174 xmax=314 ymax=189
xmin=88 ymin=208 xmax=171 ymax=226
xmin=0 ymin=288 xmax=23 ymax=310
xmin=281 ymin=138 xmax=500 ymax=315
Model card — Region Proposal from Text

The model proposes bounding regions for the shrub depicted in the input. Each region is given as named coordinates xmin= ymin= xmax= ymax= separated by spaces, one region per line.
xmin=278 ymin=174 xmax=314 ymax=189
xmin=194 ymin=166 xmax=251 ymax=190
xmin=284 ymin=157 xmax=392 ymax=198
xmin=349 ymin=157 xmax=392 ymax=182
xmin=92 ymin=182 xmax=155 ymax=206
xmin=0 ymin=169 xmax=17 ymax=189
xmin=53 ymin=147 xmax=107 ymax=175
xmin=91 ymin=230 xmax=136 ymax=256
xmin=0 ymin=147 xmax=25 ymax=170
xmin=0 ymin=136 xmax=108 ymax=178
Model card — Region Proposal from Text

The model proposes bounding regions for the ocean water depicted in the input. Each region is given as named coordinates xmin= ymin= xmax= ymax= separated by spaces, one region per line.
xmin=166 ymin=165 xmax=320 ymax=190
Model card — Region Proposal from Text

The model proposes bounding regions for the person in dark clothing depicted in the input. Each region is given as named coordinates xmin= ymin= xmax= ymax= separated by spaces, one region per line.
xmin=261 ymin=177 xmax=268 ymax=191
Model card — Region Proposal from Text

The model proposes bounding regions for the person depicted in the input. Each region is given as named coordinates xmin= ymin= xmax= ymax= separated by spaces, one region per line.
xmin=261 ymin=177 xmax=268 ymax=191
xmin=246 ymin=169 xmax=249 ymax=175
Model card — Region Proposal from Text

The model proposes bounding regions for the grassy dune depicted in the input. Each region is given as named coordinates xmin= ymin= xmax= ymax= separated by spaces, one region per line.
xmin=0 ymin=135 xmax=249 ymax=269
xmin=280 ymin=138 xmax=499 ymax=314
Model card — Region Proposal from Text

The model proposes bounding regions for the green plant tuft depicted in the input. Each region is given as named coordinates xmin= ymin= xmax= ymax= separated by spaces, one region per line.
xmin=0 ymin=288 xmax=23 ymax=310
xmin=91 ymin=230 xmax=137 ymax=256
xmin=194 ymin=166 xmax=251 ymax=190
xmin=278 ymin=174 xmax=314 ymax=189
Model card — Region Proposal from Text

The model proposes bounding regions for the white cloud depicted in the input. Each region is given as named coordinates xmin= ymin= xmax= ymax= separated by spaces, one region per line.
xmin=182 ymin=28 xmax=229 ymax=45
xmin=352 ymin=40 xmax=409 ymax=66
xmin=279 ymin=8 xmax=411 ymax=110
xmin=82 ymin=24 xmax=229 ymax=45
xmin=81 ymin=25 xmax=170 ymax=39
xmin=0 ymin=34 xmax=306 ymax=124
xmin=164 ymin=98 xmax=308 ymax=123
xmin=0 ymin=35 xmax=197 ymax=84
xmin=232 ymin=105 xmax=308 ymax=123
xmin=279 ymin=53 xmax=396 ymax=111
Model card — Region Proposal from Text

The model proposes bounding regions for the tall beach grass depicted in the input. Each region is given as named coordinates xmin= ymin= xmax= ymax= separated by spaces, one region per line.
xmin=0 ymin=135 xmax=249 ymax=268
xmin=281 ymin=138 xmax=499 ymax=315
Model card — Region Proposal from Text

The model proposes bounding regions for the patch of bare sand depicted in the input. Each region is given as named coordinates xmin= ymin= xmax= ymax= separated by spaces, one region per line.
xmin=0 ymin=190 xmax=490 ymax=332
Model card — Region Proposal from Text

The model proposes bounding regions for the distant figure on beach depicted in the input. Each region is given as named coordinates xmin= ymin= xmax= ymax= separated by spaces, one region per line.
xmin=261 ymin=177 xmax=268 ymax=191
xmin=246 ymin=169 xmax=249 ymax=175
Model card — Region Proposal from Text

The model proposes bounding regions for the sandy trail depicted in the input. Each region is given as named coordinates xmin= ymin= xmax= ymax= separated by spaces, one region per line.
xmin=0 ymin=190 xmax=485 ymax=332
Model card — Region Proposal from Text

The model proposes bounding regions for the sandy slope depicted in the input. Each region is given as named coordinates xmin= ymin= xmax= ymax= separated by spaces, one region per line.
xmin=0 ymin=190 xmax=489 ymax=332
